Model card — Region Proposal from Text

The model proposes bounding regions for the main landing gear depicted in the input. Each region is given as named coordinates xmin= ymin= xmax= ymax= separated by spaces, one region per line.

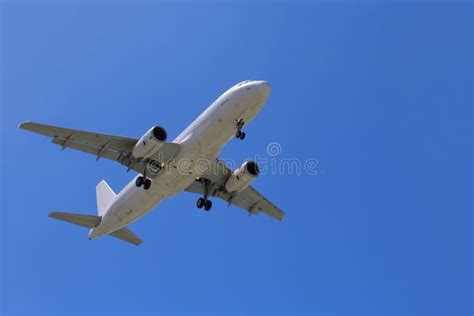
xmin=196 ymin=197 xmax=212 ymax=211
xmin=196 ymin=178 xmax=213 ymax=211
xmin=135 ymin=176 xmax=151 ymax=190
xmin=235 ymin=119 xmax=246 ymax=140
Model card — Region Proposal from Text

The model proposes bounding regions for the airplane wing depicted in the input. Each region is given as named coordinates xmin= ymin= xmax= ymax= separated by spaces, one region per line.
xmin=19 ymin=121 xmax=180 ymax=177
xmin=185 ymin=160 xmax=285 ymax=221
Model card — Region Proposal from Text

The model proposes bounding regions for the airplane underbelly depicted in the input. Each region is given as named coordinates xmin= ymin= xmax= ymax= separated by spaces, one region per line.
xmin=98 ymin=96 xmax=265 ymax=236
xmin=162 ymin=167 xmax=196 ymax=191
xmin=99 ymin=187 xmax=165 ymax=234
xmin=200 ymin=128 xmax=224 ymax=157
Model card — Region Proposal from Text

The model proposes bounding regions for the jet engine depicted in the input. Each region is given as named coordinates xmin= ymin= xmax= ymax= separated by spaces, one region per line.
xmin=224 ymin=160 xmax=260 ymax=193
xmin=132 ymin=126 xmax=167 ymax=159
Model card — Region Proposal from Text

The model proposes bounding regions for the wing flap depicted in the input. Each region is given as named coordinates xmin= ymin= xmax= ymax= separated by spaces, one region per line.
xmin=109 ymin=227 xmax=142 ymax=246
xmin=51 ymin=137 xmax=125 ymax=161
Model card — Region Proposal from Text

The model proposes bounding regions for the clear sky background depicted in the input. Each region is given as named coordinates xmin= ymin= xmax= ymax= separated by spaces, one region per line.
xmin=1 ymin=1 xmax=472 ymax=315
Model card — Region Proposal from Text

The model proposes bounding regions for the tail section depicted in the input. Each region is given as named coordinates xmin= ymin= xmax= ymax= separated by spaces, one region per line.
xmin=49 ymin=212 xmax=142 ymax=246
xmin=49 ymin=181 xmax=142 ymax=246
xmin=96 ymin=180 xmax=116 ymax=216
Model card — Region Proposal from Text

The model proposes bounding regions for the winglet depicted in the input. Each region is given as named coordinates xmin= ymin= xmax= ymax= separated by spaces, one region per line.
xmin=18 ymin=121 xmax=32 ymax=130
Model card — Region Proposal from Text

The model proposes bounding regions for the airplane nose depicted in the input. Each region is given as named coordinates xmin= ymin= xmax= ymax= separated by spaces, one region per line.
xmin=255 ymin=81 xmax=271 ymax=99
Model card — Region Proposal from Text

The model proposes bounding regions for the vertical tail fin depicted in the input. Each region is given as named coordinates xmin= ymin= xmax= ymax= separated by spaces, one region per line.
xmin=96 ymin=180 xmax=116 ymax=216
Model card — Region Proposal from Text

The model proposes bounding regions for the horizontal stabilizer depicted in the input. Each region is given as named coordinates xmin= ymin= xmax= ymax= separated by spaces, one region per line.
xmin=49 ymin=212 xmax=101 ymax=228
xmin=109 ymin=227 xmax=142 ymax=246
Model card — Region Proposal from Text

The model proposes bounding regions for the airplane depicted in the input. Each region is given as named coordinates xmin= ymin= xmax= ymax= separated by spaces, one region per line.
xmin=19 ymin=80 xmax=284 ymax=246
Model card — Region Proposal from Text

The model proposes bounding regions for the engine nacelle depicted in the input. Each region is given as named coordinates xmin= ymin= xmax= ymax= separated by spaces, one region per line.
xmin=224 ymin=160 xmax=260 ymax=193
xmin=132 ymin=126 xmax=167 ymax=159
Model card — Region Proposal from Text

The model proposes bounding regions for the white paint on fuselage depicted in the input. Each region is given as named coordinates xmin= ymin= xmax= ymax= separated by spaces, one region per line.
xmin=89 ymin=80 xmax=271 ymax=239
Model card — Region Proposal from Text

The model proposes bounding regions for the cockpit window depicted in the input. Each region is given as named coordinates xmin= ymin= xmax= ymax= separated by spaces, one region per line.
xmin=237 ymin=80 xmax=251 ymax=87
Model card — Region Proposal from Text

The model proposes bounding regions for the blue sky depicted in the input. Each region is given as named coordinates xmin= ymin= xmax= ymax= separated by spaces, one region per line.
xmin=1 ymin=1 xmax=472 ymax=315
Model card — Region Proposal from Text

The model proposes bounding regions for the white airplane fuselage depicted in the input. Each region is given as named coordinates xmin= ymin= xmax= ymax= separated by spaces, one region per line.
xmin=89 ymin=80 xmax=271 ymax=239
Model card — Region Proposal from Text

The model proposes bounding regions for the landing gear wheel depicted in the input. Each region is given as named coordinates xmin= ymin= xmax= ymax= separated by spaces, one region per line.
xmin=239 ymin=132 xmax=246 ymax=140
xmin=197 ymin=198 xmax=206 ymax=209
xmin=135 ymin=176 xmax=144 ymax=187
xmin=144 ymin=179 xmax=152 ymax=190
xmin=204 ymin=200 xmax=212 ymax=211
xmin=235 ymin=130 xmax=242 ymax=139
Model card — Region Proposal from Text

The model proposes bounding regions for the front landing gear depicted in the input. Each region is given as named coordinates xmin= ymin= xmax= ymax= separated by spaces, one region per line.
xmin=135 ymin=176 xmax=151 ymax=190
xmin=235 ymin=119 xmax=246 ymax=140
xmin=235 ymin=130 xmax=246 ymax=140
xmin=197 ymin=197 xmax=212 ymax=211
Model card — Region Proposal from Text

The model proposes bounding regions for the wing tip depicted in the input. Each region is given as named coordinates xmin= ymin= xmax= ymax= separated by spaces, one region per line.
xmin=18 ymin=121 xmax=32 ymax=130
xmin=48 ymin=211 xmax=60 ymax=218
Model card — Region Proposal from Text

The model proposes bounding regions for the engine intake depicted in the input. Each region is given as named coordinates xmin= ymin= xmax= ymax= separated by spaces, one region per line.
xmin=132 ymin=126 xmax=168 ymax=159
xmin=224 ymin=160 xmax=260 ymax=193
xmin=246 ymin=161 xmax=260 ymax=176
xmin=151 ymin=126 xmax=167 ymax=141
